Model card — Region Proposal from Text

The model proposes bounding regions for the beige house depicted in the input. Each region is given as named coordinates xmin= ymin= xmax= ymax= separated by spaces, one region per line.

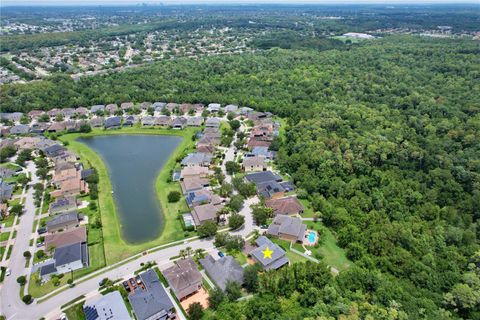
xmin=242 ymin=156 xmax=267 ymax=172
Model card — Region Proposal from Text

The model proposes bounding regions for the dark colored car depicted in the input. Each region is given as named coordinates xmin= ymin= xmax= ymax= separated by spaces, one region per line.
xmin=218 ymin=251 xmax=225 ymax=258
xmin=37 ymin=227 xmax=47 ymax=234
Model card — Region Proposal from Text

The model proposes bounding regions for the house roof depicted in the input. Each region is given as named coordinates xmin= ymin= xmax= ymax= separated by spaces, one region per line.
xmin=104 ymin=116 xmax=121 ymax=127
xmin=267 ymin=215 xmax=306 ymax=242
xmin=91 ymin=105 xmax=105 ymax=113
xmin=10 ymin=125 xmax=30 ymax=134
xmin=205 ymin=118 xmax=221 ymax=127
xmin=187 ymin=117 xmax=203 ymax=126
xmin=129 ymin=269 xmax=174 ymax=320
xmin=54 ymin=242 xmax=87 ymax=266
xmin=181 ymin=153 xmax=212 ymax=166
xmin=120 ymin=102 xmax=134 ymax=110
xmin=180 ymin=165 xmax=209 ymax=179
xmin=245 ymin=171 xmax=282 ymax=185
xmin=199 ymin=255 xmax=244 ymax=291
xmin=46 ymin=211 xmax=79 ymax=229
xmin=83 ymin=291 xmax=130 ymax=320
xmin=242 ymin=156 xmax=266 ymax=168
xmin=45 ymin=226 xmax=86 ymax=249
xmin=265 ymin=196 xmax=303 ymax=215
xmin=180 ymin=177 xmax=209 ymax=194
xmin=257 ymin=180 xmax=285 ymax=198
xmin=192 ymin=203 xmax=220 ymax=225
xmin=162 ymin=257 xmax=202 ymax=298
xmin=250 ymin=236 xmax=288 ymax=270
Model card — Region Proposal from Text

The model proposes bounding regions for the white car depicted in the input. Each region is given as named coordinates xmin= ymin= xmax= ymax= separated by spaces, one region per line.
xmin=5 ymin=268 xmax=11 ymax=276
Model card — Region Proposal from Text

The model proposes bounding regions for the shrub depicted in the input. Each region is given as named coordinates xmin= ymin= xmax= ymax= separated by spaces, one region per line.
xmin=167 ymin=191 xmax=181 ymax=203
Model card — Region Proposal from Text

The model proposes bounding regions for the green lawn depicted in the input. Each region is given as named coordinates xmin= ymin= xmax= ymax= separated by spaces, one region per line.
xmin=305 ymin=221 xmax=352 ymax=271
xmin=285 ymin=250 xmax=309 ymax=264
xmin=58 ymin=126 xmax=197 ymax=264
xmin=0 ymin=214 xmax=15 ymax=228
xmin=0 ymin=232 xmax=10 ymax=242
xmin=298 ymin=198 xmax=316 ymax=218
xmin=64 ymin=302 xmax=86 ymax=320
xmin=232 ymin=251 xmax=247 ymax=265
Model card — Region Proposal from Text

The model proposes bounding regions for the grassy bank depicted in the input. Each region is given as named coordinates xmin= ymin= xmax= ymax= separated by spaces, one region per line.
xmin=58 ymin=126 xmax=197 ymax=264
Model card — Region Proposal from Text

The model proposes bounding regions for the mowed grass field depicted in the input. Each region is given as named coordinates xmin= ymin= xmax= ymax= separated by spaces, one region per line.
xmin=58 ymin=126 xmax=197 ymax=264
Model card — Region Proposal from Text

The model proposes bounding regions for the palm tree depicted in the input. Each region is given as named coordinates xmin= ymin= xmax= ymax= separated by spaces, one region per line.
xmin=185 ymin=246 xmax=193 ymax=257
xmin=194 ymin=248 xmax=205 ymax=260
xmin=179 ymin=249 xmax=187 ymax=259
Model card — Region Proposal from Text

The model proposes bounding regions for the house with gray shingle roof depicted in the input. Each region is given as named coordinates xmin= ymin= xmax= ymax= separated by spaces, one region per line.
xmin=41 ymin=242 xmax=89 ymax=278
xmin=181 ymin=152 xmax=212 ymax=167
xmin=91 ymin=105 xmax=105 ymax=114
xmin=200 ymin=255 xmax=244 ymax=291
xmin=0 ymin=179 xmax=13 ymax=202
xmin=250 ymin=236 xmax=289 ymax=270
xmin=46 ymin=210 xmax=80 ymax=232
xmin=9 ymin=124 xmax=30 ymax=135
xmin=205 ymin=118 xmax=221 ymax=128
xmin=129 ymin=269 xmax=175 ymax=320
xmin=104 ymin=116 xmax=121 ymax=129
xmin=267 ymin=215 xmax=306 ymax=243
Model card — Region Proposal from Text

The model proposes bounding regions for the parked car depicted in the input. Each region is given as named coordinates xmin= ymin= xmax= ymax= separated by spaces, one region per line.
xmin=6 ymin=268 xmax=11 ymax=276
xmin=218 ymin=251 xmax=225 ymax=258
xmin=37 ymin=227 xmax=47 ymax=234
xmin=122 ymin=281 xmax=130 ymax=291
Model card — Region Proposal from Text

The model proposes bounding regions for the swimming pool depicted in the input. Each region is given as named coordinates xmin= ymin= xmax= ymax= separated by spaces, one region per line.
xmin=308 ymin=231 xmax=316 ymax=243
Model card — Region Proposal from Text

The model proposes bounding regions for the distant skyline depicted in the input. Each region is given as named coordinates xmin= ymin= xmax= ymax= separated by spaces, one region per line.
xmin=1 ymin=0 xmax=479 ymax=7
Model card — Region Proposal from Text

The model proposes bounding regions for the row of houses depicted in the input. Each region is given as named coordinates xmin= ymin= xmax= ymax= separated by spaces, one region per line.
xmin=2 ymin=136 xmax=92 ymax=279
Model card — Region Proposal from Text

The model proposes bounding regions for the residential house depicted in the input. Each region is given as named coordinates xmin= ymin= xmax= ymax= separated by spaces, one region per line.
xmin=83 ymin=291 xmax=130 ymax=320
xmin=9 ymin=125 xmax=30 ymax=135
xmin=61 ymin=108 xmax=76 ymax=118
xmin=28 ymin=110 xmax=45 ymax=119
xmin=185 ymin=189 xmax=223 ymax=208
xmin=141 ymin=116 xmax=156 ymax=126
xmin=48 ymin=122 xmax=66 ymax=133
xmin=40 ymin=241 xmax=89 ymax=278
xmin=165 ymin=103 xmax=178 ymax=113
xmin=30 ymin=122 xmax=49 ymax=134
xmin=224 ymin=105 xmax=238 ymax=114
xmin=181 ymin=153 xmax=212 ymax=167
xmin=180 ymin=176 xmax=209 ymax=194
xmin=171 ymin=117 xmax=187 ymax=129
xmin=0 ymin=167 xmax=15 ymax=179
xmin=247 ymin=138 xmax=271 ymax=149
xmin=128 ymin=269 xmax=175 ymax=320
xmin=180 ymin=166 xmax=209 ymax=180
xmin=104 ymin=117 xmax=121 ymax=129
xmin=239 ymin=107 xmax=254 ymax=115
xmin=199 ymin=255 xmax=244 ymax=291
xmin=245 ymin=171 xmax=282 ymax=185
xmin=91 ymin=105 xmax=105 ymax=114
xmin=162 ymin=257 xmax=203 ymax=300
xmin=120 ymin=102 xmax=134 ymax=111
xmin=47 ymin=108 xmax=61 ymax=118
xmin=267 ymin=215 xmax=306 ymax=243
xmin=46 ymin=210 xmax=80 ymax=232
xmin=242 ymin=156 xmax=267 ymax=172
xmin=45 ymin=226 xmax=87 ymax=250
xmin=207 ymin=103 xmax=221 ymax=113
xmin=43 ymin=144 xmax=66 ymax=158
xmin=187 ymin=116 xmax=203 ymax=127
xmin=249 ymin=236 xmax=289 ymax=270
xmin=191 ymin=203 xmax=223 ymax=226
xmin=15 ymin=136 xmax=41 ymax=149
xmin=265 ymin=197 xmax=304 ymax=216
xmin=105 ymin=104 xmax=118 ymax=115
xmin=249 ymin=146 xmax=276 ymax=160
xmin=140 ymin=102 xmax=152 ymax=110
xmin=49 ymin=197 xmax=77 ymax=215
xmin=205 ymin=118 xmax=221 ymax=128
xmin=257 ymin=180 xmax=285 ymax=199
xmin=90 ymin=117 xmax=104 ymax=128
xmin=0 ymin=180 xmax=13 ymax=202
xmin=156 ymin=115 xmax=171 ymax=127
xmin=153 ymin=102 xmax=167 ymax=111
xmin=75 ymin=107 xmax=89 ymax=117
xmin=123 ymin=115 xmax=135 ymax=127
xmin=179 ymin=103 xmax=193 ymax=114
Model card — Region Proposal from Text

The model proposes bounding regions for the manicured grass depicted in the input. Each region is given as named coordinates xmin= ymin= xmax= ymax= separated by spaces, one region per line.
xmin=298 ymin=198 xmax=316 ymax=218
xmin=305 ymin=221 xmax=352 ymax=271
xmin=0 ymin=214 xmax=15 ymax=228
xmin=64 ymin=302 xmax=86 ymax=320
xmin=232 ymin=251 xmax=247 ymax=265
xmin=0 ymin=231 xmax=11 ymax=242
xmin=58 ymin=126 xmax=197 ymax=264
xmin=285 ymin=250 xmax=309 ymax=264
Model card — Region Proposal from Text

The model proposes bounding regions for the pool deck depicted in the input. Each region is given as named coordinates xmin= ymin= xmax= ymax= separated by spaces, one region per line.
xmin=303 ymin=229 xmax=318 ymax=246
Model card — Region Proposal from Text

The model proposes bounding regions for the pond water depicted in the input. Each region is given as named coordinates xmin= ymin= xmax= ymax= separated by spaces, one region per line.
xmin=78 ymin=134 xmax=182 ymax=243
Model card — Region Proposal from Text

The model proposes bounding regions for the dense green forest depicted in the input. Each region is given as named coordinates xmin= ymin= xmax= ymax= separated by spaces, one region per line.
xmin=1 ymin=36 xmax=479 ymax=319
